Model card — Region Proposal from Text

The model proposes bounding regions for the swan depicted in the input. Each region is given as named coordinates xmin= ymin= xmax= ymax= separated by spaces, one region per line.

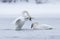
xmin=13 ymin=11 xmax=32 ymax=31
xmin=31 ymin=22 xmax=53 ymax=30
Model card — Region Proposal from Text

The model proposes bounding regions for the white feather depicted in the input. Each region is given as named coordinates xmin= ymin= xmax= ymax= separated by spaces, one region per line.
xmin=31 ymin=22 xmax=53 ymax=30
xmin=13 ymin=11 xmax=32 ymax=31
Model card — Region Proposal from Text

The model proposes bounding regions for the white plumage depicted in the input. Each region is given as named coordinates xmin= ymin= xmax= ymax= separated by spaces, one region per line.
xmin=14 ymin=16 xmax=25 ymax=30
xmin=13 ymin=11 xmax=32 ymax=31
xmin=31 ymin=22 xmax=53 ymax=30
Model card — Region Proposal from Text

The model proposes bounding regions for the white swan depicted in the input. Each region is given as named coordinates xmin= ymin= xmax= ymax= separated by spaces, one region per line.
xmin=14 ymin=11 xmax=32 ymax=31
xmin=31 ymin=22 xmax=53 ymax=30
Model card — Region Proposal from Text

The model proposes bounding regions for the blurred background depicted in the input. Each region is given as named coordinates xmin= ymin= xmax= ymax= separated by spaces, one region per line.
xmin=0 ymin=0 xmax=60 ymax=18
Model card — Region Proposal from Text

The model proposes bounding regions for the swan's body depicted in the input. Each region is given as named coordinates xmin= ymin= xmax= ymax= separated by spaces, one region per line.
xmin=14 ymin=11 xmax=32 ymax=31
xmin=31 ymin=22 xmax=53 ymax=30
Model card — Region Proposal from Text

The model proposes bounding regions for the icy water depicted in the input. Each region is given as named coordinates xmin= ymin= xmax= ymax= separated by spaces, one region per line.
xmin=0 ymin=1 xmax=60 ymax=40
xmin=0 ymin=18 xmax=60 ymax=40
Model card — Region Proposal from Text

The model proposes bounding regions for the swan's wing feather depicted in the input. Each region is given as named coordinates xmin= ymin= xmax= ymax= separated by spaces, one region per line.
xmin=15 ymin=21 xmax=25 ymax=30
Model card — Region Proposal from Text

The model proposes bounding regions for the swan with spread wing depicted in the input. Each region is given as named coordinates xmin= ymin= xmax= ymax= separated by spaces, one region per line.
xmin=14 ymin=11 xmax=32 ymax=30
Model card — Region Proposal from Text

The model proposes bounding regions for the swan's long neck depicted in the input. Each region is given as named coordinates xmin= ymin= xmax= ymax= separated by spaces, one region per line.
xmin=23 ymin=12 xmax=31 ymax=18
xmin=23 ymin=11 xmax=32 ymax=21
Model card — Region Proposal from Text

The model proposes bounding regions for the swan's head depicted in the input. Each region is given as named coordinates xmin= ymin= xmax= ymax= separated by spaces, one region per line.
xmin=22 ymin=11 xmax=32 ymax=21
xmin=31 ymin=22 xmax=39 ymax=28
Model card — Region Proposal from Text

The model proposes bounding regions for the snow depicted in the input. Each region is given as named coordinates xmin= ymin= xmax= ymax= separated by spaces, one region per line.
xmin=0 ymin=1 xmax=60 ymax=40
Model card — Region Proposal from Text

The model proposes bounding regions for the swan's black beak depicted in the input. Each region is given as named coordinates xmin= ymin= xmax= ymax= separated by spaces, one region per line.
xmin=25 ymin=17 xmax=32 ymax=21
xmin=31 ymin=24 xmax=33 ymax=28
xmin=29 ymin=17 xmax=32 ymax=21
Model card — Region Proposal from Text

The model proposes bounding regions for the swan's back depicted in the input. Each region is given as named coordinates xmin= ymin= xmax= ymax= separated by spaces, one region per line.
xmin=31 ymin=22 xmax=53 ymax=30
xmin=15 ymin=19 xmax=21 ymax=25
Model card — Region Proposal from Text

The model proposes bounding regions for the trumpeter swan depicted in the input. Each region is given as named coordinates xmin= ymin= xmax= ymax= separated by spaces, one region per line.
xmin=14 ymin=11 xmax=32 ymax=31
xmin=31 ymin=22 xmax=53 ymax=30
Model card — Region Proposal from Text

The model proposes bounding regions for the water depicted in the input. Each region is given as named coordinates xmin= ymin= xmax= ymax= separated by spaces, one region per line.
xmin=0 ymin=18 xmax=60 ymax=40
xmin=0 ymin=0 xmax=60 ymax=40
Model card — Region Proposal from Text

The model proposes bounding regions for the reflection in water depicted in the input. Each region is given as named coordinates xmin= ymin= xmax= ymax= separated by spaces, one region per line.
xmin=0 ymin=29 xmax=53 ymax=31
xmin=0 ymin=29 xmax=60 ymax=40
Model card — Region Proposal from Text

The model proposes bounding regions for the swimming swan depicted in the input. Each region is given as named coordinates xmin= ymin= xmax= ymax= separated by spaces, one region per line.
xmin=31 ymin=22 xmax=53 ymax=30
xmin=14 ymin=11 xmax=32 ymax=31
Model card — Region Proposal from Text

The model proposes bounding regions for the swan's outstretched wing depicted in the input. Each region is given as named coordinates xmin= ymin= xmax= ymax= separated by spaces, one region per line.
xmin=15 ymin=19 xmax=25 ymax=31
